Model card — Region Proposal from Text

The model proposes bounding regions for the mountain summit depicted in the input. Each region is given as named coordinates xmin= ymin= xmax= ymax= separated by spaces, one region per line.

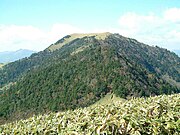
xmin=0 ymin=33 xmax=179 ymax=124
xmin=48 ymin=32 xmax=111 ymax=51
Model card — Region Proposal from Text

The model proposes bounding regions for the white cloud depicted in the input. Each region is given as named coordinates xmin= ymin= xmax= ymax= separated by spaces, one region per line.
xmin=117 ymin=8 xmax=180 ymax=50
xmin=118 ymin=13 xmax=161 ymax=36
xmin=0 ymin=24 xmax=83 ymax=52
xmin=0 ymin=8 xmax=180 ymax=52
xmin=0 ymin=25 xmax=47 ymax=52
xmin=164 ymin=8 xmax=180 ymax=22
xmin=48 ymin=23 xmax=83 ymax=43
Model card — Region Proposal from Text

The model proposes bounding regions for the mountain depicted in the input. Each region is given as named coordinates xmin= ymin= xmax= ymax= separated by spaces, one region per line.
xmin=0 ymin=33 xmax=179 ymax=124
xmin=173 ymin=50 xmax=180 ymax=56
xmin=0 ymin=49 xmax=36 ymax=63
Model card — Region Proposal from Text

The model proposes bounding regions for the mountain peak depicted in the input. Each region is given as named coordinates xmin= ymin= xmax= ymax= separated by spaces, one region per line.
xmin=70 ymin=32 xmax=111 ymax=39
xmin=48 ymin=32 xmax=112 ymax=51
xmin=0 ymin=32 xmax=179 ymax=124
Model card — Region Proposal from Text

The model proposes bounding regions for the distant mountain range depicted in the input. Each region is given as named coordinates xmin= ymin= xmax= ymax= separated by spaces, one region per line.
xmin=0 ymin=49 xmax=36 ymax=63
xmin=173 ymin=50 xmax=180 ymax=56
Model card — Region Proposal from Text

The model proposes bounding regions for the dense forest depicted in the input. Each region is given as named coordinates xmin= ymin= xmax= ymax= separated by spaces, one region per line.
xmin=0 ymin=33 xmax=179 ymax=124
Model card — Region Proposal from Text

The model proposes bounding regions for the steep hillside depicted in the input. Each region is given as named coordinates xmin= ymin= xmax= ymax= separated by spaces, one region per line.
xmin=0 ymin=49 xmax=36 ymax=63
xmin=0 ymin=33 xmax=179 ymax=124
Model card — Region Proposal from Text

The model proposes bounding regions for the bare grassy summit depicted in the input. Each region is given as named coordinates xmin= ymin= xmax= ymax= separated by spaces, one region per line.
xmin=48 ymin=32 xmax=111 ymax=51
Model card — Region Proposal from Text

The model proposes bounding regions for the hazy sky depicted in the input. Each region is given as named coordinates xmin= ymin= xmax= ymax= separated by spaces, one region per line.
xmin=0 ymin=0 xmax=180 ymax=52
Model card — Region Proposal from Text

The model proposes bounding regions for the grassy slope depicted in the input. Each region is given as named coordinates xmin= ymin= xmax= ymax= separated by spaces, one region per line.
xmin=91 ymin=93 xmax=125 ymax=107
xmin=1 ymin=94 xmax=179 ymax=134
xmin=48 ymin=32 xmax=111 ymax=51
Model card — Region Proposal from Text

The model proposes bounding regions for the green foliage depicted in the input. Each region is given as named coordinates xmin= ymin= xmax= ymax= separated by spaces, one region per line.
xmin=1 ymin=94 xmax=179 ymax=134
xmin=107 ymin=35 xmax=180 ymax=83
xmin=0 ymin=33 xmax=179 ymax=124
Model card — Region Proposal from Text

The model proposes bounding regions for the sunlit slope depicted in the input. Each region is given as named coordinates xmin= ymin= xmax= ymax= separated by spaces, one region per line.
xmin=0 ymin=63 xmax=4 ymax=68
xmin=48 ymin=32 xmax=111 ymax=51
xmin=91 ymin=93 xmax=125 ymax=107
xmin=1 ymin=94 xmax=179 ymax=134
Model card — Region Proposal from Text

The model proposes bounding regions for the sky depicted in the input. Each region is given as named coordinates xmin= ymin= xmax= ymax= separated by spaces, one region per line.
xmin=0 ymin=0 xmax=180 ymax=52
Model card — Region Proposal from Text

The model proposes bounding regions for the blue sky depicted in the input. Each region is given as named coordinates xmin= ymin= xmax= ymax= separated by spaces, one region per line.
xmin=0 ymin=0 xmax=180 ymax=51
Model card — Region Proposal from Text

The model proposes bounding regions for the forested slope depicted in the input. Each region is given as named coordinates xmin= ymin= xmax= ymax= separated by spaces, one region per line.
xmin=0 ymin=33 xmax=179 ymax=124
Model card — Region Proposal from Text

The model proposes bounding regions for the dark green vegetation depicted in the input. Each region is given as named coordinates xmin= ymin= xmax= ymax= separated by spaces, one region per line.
xmin=0 ymin=33 xmax=179 ymax=124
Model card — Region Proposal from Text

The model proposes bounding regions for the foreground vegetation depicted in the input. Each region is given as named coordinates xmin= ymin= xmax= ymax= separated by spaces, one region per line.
xmin=0 ymin=93 xmax=179 ymax=134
